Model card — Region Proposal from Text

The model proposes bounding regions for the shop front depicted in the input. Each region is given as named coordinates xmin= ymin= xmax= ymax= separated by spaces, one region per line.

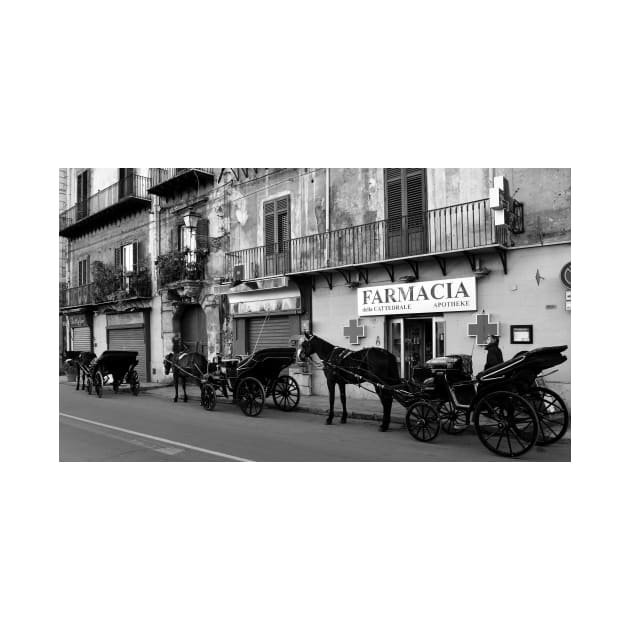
xmin=68 ymin=312 xmax=93 ymax=352
xmin=358 ymin=276 xmax=476 ymax=380
xmin=106 ymin=311 xmax=150 ymax=381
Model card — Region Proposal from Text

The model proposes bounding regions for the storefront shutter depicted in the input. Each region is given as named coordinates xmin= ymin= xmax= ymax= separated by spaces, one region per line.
xmin=72 ymin=326 xmax=92 ymax=352
xmin=108 ymin=327 xmax=147 ymax=381
xmin=247 ymin=316 xmax=289 ymax=352
xmin=246 ymin=316 xmax=291 ymax=353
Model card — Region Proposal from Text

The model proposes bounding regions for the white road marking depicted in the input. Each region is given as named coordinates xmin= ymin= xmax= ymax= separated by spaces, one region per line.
xmin=59 ymin=412 xmax=254 ymax=462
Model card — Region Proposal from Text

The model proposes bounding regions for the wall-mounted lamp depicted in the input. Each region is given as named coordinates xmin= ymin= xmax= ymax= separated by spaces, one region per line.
xmin=183 ymin=212 xmax=200 ymax=229
xmin=346 ymin=281 xmax=360 ymax=289
xmin=398 ymin=275 xmax=417 ymax=283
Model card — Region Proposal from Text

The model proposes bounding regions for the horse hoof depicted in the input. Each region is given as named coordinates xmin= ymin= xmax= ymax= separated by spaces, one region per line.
xmin=379 ymin=426 xmax=388 ymax=432
xmin=325 ymin=420 xmax=333 ymax=425
xmin=173 ymin=399 xmax=178 ymax=403
xmin=340 ymin=419 xmax=347 ymax=424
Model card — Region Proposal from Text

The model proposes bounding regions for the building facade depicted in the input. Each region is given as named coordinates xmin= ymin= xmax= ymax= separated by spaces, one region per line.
xmin=59 ymin=168 xmax=571 ymax=406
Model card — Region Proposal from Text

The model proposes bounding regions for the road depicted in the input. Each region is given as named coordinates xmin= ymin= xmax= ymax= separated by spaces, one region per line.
xmin=59 ymin=384 xmax=571 ymax=462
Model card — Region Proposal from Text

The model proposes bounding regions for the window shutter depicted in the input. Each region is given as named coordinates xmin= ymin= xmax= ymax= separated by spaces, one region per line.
xmin=277 ymin=210 xmax=288 ymax=253
xmin=264 ymin=201 xmax=276 ymax=255
xmin=196 ymin=218 xmax=209 ymax=250
xmin=86 ymin=255 xmax=91 ymax=284
xmin=133 ymin=241 xmax=138 ymax=271
xmin=406 ymin=169 xmax=427 ymax=230
xmin=385 ymin=168 xmax=403 ymax=232
xmin=114 ymin=246 xmax=122 ymax=271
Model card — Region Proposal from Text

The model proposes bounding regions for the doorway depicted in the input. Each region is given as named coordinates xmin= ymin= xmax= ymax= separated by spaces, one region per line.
xmin=387 ymin=316 xmax=445 ymax=380
xmin=179 ymin=304 xmax=208 ymax=355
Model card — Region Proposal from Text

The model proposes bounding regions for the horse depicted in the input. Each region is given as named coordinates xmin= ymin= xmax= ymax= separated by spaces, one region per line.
xmin=164 ymin=351 xmax=208 ymax=403
xmin=62 ymin=350 xmax=96 ymax=391
xmin=298 ymin=332 xmax=400 ymax=431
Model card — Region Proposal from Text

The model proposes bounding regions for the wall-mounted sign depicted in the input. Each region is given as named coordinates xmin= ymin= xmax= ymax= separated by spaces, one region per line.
xmin=107 ymin=312 xmax=143 ymax=327
xmin=511 ymin=325 xmax=533 ymax=344
xmin=357 ymin=277 xmax=476 ymax=317
xmin=343 ymin=319 xmax=365 ymax=345
xmin=68 ymin=314 xmax=89 ymax=328
xmin=232 ymin=296 xmax=300 ymax=316
xmin=566 ymin=290 xmax=571 ymax=311
xmin=468 ymin=313 xmax=500 ymax=345
xmin=560 ymin=262 xmax=571 ymax=288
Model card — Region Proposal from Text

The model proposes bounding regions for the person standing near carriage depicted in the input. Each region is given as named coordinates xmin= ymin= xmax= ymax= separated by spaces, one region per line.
xmin=484 ymin=335 xmax=503 ymax=370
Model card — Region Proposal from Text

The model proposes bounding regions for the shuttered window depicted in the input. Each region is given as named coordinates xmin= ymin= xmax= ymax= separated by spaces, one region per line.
xmin=115 ymin=241 xmax=141 ymax=272
xmin=385 ymin=168 xmax=427 ymax=255
xmin=77 ymin=170 xmax=90 ymax=219
xmin=263 ymin=197 xmax=290 ymax=275
xmin=78 ymin=257 xmax=90 ymax=286
xmin=264 ymin=196 xmax=290 ymax=253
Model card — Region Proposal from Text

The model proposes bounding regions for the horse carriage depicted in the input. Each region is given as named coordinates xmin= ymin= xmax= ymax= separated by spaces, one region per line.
xmin=200 ymin=348 xmax=300 ymax=417
xmin=298 ymin=333 xmax=569 ymax=458
xmin=88 ymin=350 xmax=141 ymax=398
xmin=404 ymin=345 xmax=570 ymax=457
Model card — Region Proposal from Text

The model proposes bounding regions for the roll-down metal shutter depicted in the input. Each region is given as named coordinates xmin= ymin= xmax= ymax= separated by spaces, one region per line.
xmin=108 ymin=327 xmax=147 ymax=381
xmin=72 ymin=326 xmax=92 ymax=352
xmin=247 ymin=316 xmax=290 ymax=352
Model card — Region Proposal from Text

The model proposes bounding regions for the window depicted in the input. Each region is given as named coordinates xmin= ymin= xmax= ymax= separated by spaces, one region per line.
xmin=76 ymin=170 xmax=90 ymax=219
xmin=385 ymin=168 xmax=427 ymax=255
xmin=78 ymin=257 xmax=90 ymax=286
xmin=178 ymin=224 xmax=197 ymax=252
xmin=264 ymin=196 xmax=290 ymax=275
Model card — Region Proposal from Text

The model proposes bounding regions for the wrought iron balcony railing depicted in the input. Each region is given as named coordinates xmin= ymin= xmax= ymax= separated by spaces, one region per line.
xmin=61 ymin=270 xmax=153 ymax=308
xmin=147 ymin=168 xmax=215 ymax=196
xmin=63 ymin=284 xmax=95 ymax=307
xmin=225 ymin=198 xmax=509 ymax=281
xmin=59 ymin=174 xmax=151 ymax=236
xmin=156 ymin=250 xmax=208 ymax=287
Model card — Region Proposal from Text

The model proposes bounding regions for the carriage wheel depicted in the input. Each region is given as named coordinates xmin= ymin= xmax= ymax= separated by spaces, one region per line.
xmin=201 ymin=384 xmax=217 ymax=411
xmin=272 ymin=375 xmax=300 ymax=411
xmin=405 ymin=401 xmax=440 ymax=442
xmin=473 ymin=391 xmax=538 ymax=458
xmin=527 ymin=387 xmax=569 ymax=445
xmin=94 ymin=371 xmax=104 ymax=398
xmin=130 ymin=371 xmax=140 ymax=396
xmin=438 ymin=400 xmax=469 ymax=435
xmin=236 ymin=377 xmax=265 ymax=417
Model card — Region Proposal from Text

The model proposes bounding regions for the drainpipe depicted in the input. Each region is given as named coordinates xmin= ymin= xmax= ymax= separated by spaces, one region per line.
xmin=325 ymin=168 xmax=331 ymax=264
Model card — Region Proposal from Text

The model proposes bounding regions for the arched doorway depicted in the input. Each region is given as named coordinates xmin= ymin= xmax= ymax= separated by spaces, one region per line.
xmin=179 ymin=304 xmax=208 ymax=355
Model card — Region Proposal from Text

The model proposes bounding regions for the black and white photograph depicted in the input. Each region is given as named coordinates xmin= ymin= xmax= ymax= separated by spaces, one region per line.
xmin=6 ymin=1 xmax=628 ymax=629
xmin=58 ymin=167 xmax=571 ymax=461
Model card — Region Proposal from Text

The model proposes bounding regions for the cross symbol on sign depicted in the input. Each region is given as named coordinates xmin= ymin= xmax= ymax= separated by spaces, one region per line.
xmin=343 ymin=319 xmax=365 ymax=345
xmin=467 ymin=313 xmax=500 ymax=345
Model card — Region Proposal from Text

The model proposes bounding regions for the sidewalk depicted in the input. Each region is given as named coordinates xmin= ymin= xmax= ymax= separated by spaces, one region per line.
xmin=61 ymin=375 xmax=570 ymax=440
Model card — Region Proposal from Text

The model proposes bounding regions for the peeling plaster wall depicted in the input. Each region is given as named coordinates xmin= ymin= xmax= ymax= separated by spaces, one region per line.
xmin=427 ymin=168 xmax=571 ymax=245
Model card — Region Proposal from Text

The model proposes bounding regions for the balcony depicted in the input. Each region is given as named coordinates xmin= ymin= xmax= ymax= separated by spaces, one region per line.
xmin=60 ymin=270 xmax=152 ymax=310
xmin=156 ymin=250 xmax=208 ymax=288
xmin=59 ymin=174 xmax=151 ymax=238
xmin=224 ymin=199 xmax=512 ymax=283
xmin=147 ymin=168 xmax=214 ymax=197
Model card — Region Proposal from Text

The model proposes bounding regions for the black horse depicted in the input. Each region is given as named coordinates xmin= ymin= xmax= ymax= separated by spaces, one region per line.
xmin=164 ymin=351 xmax=208 ymax=403
xmin=298 ymin=332 xmax=400 ymax=431
xmin=62 ymin=350 xmax=96 ymax=391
